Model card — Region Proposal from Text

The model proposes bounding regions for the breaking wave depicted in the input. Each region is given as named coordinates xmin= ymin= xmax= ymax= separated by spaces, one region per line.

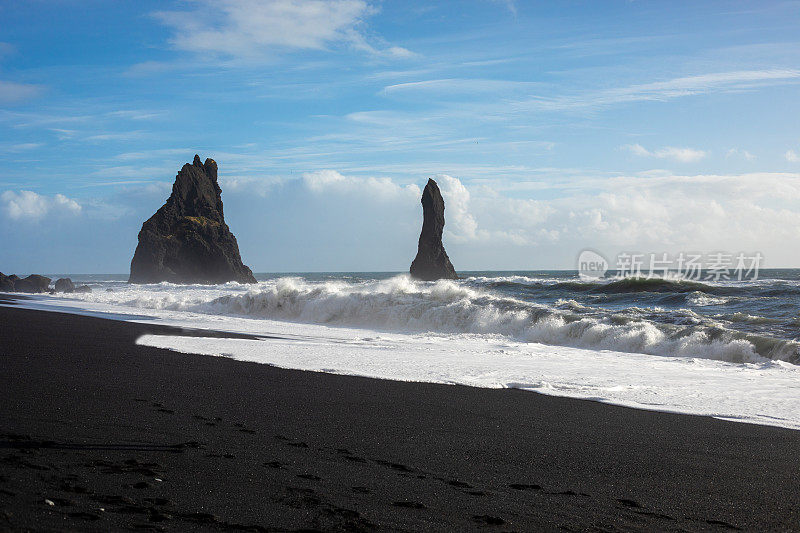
xmin=197 ymin=276 xmax=798 ymax=363
xmin=467 ymin=275 xmax=751 ymax=297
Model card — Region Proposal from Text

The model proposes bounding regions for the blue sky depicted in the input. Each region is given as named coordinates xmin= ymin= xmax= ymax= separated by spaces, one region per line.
xmin=2 ymin=0 xmax=800 ymax=273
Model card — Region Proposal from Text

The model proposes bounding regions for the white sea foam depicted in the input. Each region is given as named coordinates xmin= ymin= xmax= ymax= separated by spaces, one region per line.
xmin=464 ymin=275 xmax=566 ymax=285
xmin=43 ymin=275 xmax=799 ymax=362
xmin=688 ymin=292 xmax=730 ymax=306
xmin=554 ymin=298 xmax=593 ymax=311
xmin=134 ymin=326 xmax=800 ymax=431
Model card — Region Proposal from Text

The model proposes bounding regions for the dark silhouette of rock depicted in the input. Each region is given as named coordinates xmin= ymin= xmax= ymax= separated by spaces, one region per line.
xmin=55 ymin=278 xmax=75 ymax=293
xmin=410 ymin=178 xmax=458 ymax=281
xmin=0 ymin=273 xmax=14 ymax=292
xmin=129 ymin=155 xmax=256 ymax=284
xmin=12 ymin=274 xmax=52 ymax=293
xmin=74 ymin=285 xmax=92 ymax=293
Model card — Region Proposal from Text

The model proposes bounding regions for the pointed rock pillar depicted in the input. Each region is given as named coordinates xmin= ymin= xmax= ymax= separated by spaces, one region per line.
xmin=410 ymin=178 xmax=458 ymax=281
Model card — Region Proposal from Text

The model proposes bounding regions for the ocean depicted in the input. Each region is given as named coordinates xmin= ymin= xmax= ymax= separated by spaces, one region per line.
xmin=8 ymin=270 xmax=800 ymax=429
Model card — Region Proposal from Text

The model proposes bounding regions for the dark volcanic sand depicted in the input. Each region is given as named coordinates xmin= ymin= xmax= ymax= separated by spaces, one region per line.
xmin=1 ymin=304 xmax=799 ymax=532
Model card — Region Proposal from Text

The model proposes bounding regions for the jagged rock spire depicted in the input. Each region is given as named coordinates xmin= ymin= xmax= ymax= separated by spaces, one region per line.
xmin=129 ymin=155 xmax=256 ymax=284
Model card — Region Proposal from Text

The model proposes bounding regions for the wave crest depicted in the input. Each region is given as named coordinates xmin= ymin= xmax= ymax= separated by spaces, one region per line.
xmin=202 ymin=276 xmax=798 ymax=364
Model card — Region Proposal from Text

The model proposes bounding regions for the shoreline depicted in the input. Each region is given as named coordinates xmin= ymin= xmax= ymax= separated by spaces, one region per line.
xmin=1 ymin=304 xmax=800 ymax=530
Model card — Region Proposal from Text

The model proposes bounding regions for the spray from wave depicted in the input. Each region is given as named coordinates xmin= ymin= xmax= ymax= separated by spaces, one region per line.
xmin=194 ymin=276 xmax=798 ymax=364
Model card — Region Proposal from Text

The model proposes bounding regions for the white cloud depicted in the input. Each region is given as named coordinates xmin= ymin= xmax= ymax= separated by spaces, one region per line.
xmin=297 ymin=170 xmax=800 ymax=256
xmin=302 ymin=171 xmax=522 ymax=245
xmin=113 ymin=148 xmax=193 ymax=162
xmin=623 ymin=144 xmax=708 ymax=163
xmin=726 ymin=148 xmax=755 ymax=160
xmin=387 ymin=171 xmax=800 ymax=267
xmin=222 ymin=176 xmax=285 ymax=197
xmin=89 ymin=165 xmax=176 ymax=180
xmin=383 ymin=78 xmax=541 ymax=95
xmin=522 ymin=69 xmax=800 ymax=111
xmin=2 ymin=142 xmax=43 ymax=152
xmin=786 ymin=150 xmax=799 ymax=162
xmin=153 ymin=0 xmax=412 ymax=61
xmin=48 ymin=128 xmax=78 ymax=140
xmin=53 ymin=194 xmax=82 ymax=214
xmin=617 ymin=69 xmax=800 ymax=100
xmin=1 ymin=191 xmax=49 ymax=220
xmin=653 ymin=147 xmax=708 ymax=163
xmin=385 ymin=46 xmax=416 ymax=59
xmin=560 ymin=173 xmax=800 ymax=253
xmin=105 ymin=110 xmax=164 ymax=121
xmin=435 ymin=174 xmax=478 ymax=240
xmin=85 ymin=131 xmax=145 ymax=142
xmin=1 ymin=190 xmax=82 ymax=221
xmin=0 ymin=80 xmax=43 ymax=104
xmin=623 ymin=144 xmax=651 ymax=158
xmin=302 ymin=169 xmax=420 ymax=200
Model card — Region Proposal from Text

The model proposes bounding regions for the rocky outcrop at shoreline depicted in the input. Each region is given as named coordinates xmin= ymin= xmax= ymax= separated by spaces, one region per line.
xmin=0 ymin=273 xmax=51 ymax=293
xmin=55 ymin=278 xmax=75 ymax=293
xmin=0 ymin=274 xmax=92 ymax=294
xmin=53 ymin=277 xmax=92 ymax=293
xmin=129 ymin=155 xmax=256 ymax=285
xmin=410 ymin=179 xmax=458 ymax=281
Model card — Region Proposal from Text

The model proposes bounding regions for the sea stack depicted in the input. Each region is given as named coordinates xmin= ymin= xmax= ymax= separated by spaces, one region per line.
xmin=129 ymin=155 xmax=256 ymax=284
xmin=410 ymin=178 xmax=458 ymax=281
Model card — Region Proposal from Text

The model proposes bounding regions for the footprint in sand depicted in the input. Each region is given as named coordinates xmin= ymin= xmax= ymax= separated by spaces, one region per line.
xmin=374 ymin=459 xmax=413 ymax=473
xmin=335 ymin=448 xmax=367 ymax=463
xmin=472 ymin=514 xmax=505 ymax=525
xmin=509 ymin=482 xmax=542 ymax=491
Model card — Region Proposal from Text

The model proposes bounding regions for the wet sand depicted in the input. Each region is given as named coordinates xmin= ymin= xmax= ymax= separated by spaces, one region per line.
xmin=1 ymin=303 xmax=799 ymax=531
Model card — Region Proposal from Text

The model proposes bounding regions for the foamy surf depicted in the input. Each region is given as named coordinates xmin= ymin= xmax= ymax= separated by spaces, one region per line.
xmin=6 ymin=269 xmax=800 ymax=430
xmin=52 ymin=274 xmax=800 ymax=363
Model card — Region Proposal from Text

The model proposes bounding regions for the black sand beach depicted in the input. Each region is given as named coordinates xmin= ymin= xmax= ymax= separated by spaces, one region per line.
xmin=1 ymin=303 xmax=799 ymax=532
